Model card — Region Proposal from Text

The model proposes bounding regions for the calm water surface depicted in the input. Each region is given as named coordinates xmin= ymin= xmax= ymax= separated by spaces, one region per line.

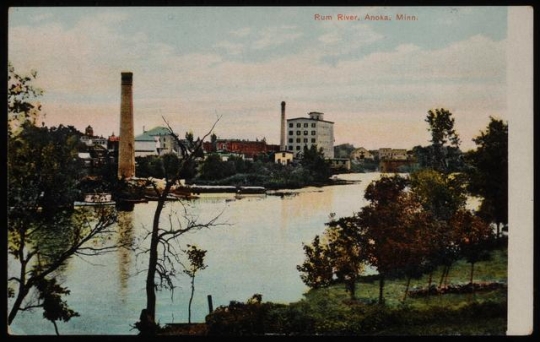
xmin=9 ymin=173 xmax=394 ymax=335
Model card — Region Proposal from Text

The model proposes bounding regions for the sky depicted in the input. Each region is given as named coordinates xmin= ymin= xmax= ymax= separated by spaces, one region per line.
xmin=8 ymin=6 xmax=510 ymax=151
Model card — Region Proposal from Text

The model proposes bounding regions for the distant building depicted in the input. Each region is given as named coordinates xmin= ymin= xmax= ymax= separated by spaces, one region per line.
xmin=76 ymin=125 xmax=110 ymax=171
xmin=378 ymin=148 xmax=417 ymax=172
xmin=273 ymin=151 xmax=294 ymax=165
xmin=330 ymin=158 xmax=351 ymax=171
xmin=134 ymin=126 xmax=183 ymax=157
xmin=107 ymin=133 xmax=120 ymax=154
xmin=378 ymin=148 xmax=408 ymax=160
xmin=80 ymin=125 xmax=108 ymax=149
xmin=202 ymin=139 xmax=276 ymax=160
xmin=350 ymin=147 xmax=374 ymax=161
xmin=287 ymin=111 xmax=334 ymax=159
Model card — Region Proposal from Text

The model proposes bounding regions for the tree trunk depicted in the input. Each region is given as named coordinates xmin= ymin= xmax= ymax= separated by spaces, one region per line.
xmin=145 ymin=195 xmax=166 ymax=321
xmin=52 ymin=320 xmax=60 ymax=336
xmin=349 ymin=278 xmax=356 ymax=301
xmin=378 ymin=275 xmax=385 ymax=305
xmin=188 ymin=276 xmax=195 ymax=324
xmin=444 ymin=264 xmax=451 ymax=287
xmin=8 ymin=284 xmax=29 ymax=325
xmin=403 ymin=276 xmax=411 ymax=302
xmin=468 ymin=262 xmax=477 ymax=304
xmin=470 ymin=262 xmax=475 ymax=285
xmin=438 ymin=265 xmax=447 ymax=289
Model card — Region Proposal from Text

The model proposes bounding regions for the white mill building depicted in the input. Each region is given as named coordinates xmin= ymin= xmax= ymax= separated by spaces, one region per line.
xmin=286 ymin=110 xmax=335 ymax=159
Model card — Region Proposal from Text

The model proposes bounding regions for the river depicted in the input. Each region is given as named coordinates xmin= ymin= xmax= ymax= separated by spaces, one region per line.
xmin=10 ymin=172 xmax=472 ymax=335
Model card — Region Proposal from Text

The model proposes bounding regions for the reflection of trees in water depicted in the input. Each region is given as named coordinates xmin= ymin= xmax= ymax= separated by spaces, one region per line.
xmin=281 ymin=188 xmax=333 ymax=221
xmin=117 ymin=211 xmax=135 ymax=299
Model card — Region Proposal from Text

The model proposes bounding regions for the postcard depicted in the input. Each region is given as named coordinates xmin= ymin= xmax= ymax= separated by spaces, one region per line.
xmin=7 ymin=5 xmax=533 ymax=336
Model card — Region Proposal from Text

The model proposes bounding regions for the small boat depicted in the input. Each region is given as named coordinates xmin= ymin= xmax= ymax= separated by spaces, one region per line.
xmin=74 ymin=193 xmax=116 ymax=206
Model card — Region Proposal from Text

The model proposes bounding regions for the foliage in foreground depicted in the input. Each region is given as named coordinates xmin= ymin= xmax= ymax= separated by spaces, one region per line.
xmin=204 ymin=247 xmax=507 ymax=336
xmin=204 ymin=295 xmax=506 ymax=336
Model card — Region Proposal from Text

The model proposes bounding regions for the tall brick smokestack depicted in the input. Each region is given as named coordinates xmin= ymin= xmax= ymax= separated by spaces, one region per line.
xmin=280 ymin=101 xmax=286 ymax=151
xmin=118 ymin=72 xmax=135 ymax=179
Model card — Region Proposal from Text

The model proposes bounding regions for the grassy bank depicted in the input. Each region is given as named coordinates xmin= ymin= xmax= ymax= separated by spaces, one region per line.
xmin=161 ymin=246 xmax=507 ymax=336
xmin=290 ymin=247 xmax=508 ymax=335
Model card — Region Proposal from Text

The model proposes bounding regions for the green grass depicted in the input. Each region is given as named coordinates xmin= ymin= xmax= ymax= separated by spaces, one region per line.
xmin=295 ymin=247 xmax=508 ymax=335
xmin=203 ymin=247 xmax=508 ymax=336
xmin=308 ymin=247 xmax=507 ymax=308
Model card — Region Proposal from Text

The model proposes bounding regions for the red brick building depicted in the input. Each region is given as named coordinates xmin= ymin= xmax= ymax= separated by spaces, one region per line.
xmin=203 ymin=139 xmax=279 ymax=159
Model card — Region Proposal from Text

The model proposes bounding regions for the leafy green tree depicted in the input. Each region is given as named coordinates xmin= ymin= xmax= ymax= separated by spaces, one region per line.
xmin=8 ymin=61 xmax=43 ymax=133
xmin=358 ymin=174 xmax=411 ymax=304
xmin=324 ymin=214 xmax=367 ymax=300
xmin=7 ymin=64 xmax=120 ymax=332
xmin=297 ymin=235 xmax=334 ymax=290
xmin=136 ymin=155 xmax=166 ymax=179
xmin=409 ymin=169 xmax=468 ymax=289
xmin=301 ymin=145 xmax=332 ymax=183
xmin=182 ymin=245 xmax=208 ymax=324
xmin=8 ymin=123 xmax=120 ymax=330
xmin=425 ymin=108 xmax=462 ymax=173
xmin=199 ymin=154 xmax=228 ymax=180
xmin=36 ymin=278 xmax=80 ymax=336
xmin=210 ymin=132 xmax=218 ymax=152
xmin=466 ymin=117 xmax=508 ymax=240
xmin=229 ymin=155 xmax=249 ymax=174
xmin=185 ymin=131 xmax=195 ymax=148
xmin=409 ymin=169 xmax=467 ymax=222
xmin=451 ymin=210 xmax=494 ymax=285
xmin=334 ymin=143 xmax=355 ymax=158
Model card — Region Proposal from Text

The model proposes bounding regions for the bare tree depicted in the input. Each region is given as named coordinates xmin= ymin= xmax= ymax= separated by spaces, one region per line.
xmin=136 ymin=116 xmax=225 ymax=335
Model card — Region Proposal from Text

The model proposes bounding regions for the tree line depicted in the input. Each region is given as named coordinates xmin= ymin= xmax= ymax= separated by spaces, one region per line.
xmin=297 ymin=109 xmax=508 ymax=304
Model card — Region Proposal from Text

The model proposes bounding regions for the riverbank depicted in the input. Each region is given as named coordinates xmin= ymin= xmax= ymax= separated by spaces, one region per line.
xmin=157 ymin=246 xmax=507 ymax=336
xmin=184 ymin=171 xmax=361 ymax=192
xmin=163 ymin=174 xmax=360 ymax=199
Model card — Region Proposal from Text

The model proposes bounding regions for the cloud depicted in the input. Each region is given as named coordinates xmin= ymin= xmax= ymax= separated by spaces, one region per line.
xmin=230 ymin=27 xmax=251 ymax=37
xmin=317 ymin=22 xmax=384 ymax=57
xmin=214 ymin=40 xmax=245 ymax=55
xmin=252 ymin=25 xmax=303 ymax=50
xmin=8 ymin=10 xmax=507 ymax=151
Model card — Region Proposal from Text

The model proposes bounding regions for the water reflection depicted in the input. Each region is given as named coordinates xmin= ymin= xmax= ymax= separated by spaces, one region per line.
xmin=117 ymin=211 xmax=134 ymax=300
xmin=10 ymin=173 xmax=388 ymax=335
